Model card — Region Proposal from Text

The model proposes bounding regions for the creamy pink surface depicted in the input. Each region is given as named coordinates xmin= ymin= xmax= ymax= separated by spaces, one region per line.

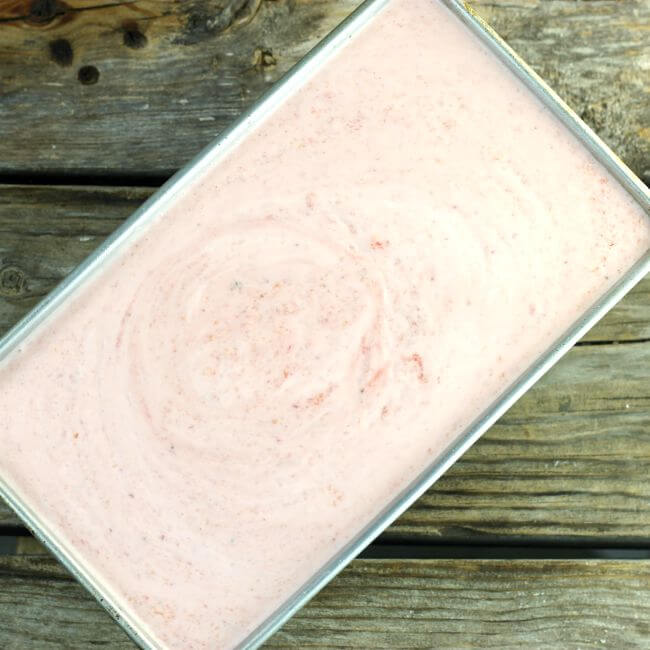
xmin=1 ymin=0 xmax=649 ymax=647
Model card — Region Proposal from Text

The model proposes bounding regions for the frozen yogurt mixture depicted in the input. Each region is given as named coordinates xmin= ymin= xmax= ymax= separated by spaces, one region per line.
xmin=1 ymin=0 xmax=649 ymax=647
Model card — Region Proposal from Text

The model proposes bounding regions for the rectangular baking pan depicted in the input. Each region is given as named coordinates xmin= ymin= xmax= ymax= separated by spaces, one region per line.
xmin=0 ymin=0 xmax=648 ymax=648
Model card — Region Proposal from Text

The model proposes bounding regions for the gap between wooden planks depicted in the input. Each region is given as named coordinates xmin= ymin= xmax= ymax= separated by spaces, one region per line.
xmin=0 ymin=183 xmax=649 ymax=545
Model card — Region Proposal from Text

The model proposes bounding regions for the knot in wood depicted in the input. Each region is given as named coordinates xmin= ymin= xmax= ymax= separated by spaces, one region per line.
xmin=29 ymin=0 xmax=61 ymax=25
xmin=252 ymin=47 xmax=276 ymax=70
xmin=0 ymin=266 xmax=27 ymax=297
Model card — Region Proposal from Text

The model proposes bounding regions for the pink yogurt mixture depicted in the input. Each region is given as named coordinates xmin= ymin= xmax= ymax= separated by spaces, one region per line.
xmin=1 ymin=0 xmax=649 ymax=647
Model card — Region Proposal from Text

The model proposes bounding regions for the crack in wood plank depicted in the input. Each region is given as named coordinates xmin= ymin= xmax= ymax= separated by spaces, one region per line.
xmin=0 ymin=0 xmax=138 ymax=24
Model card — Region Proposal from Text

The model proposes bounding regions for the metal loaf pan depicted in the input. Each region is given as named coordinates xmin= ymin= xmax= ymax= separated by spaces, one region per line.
xmin=0 ymin=0 xmax=648 ymax=648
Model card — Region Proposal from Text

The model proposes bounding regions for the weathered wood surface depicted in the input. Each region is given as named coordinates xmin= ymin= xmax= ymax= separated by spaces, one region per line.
xmin=271 ymin=560 xmax=650 ymax=648
xmin=0 ymin=0 xmax=648 ymax=182
xmin=393 ymin=341 xmax=650 ymax=545
xmin=1 ymin=555 xmax=649 ymax=648
xmin=4 ymin=343 xmax=649 ymax=542
xmin=1 ymin=184 xmax=649 ymax=544
xmin=0 ymin=554 xmax=135 ymax=649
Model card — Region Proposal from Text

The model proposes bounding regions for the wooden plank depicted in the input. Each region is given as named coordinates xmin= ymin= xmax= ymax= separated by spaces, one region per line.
xmin=0 ymin=184 xmax=648 ymax=343
xmin=272 ymin=559 xmax=650 ymax=648
xmin=0 ymin=0 xmax=648 ymax=181
xmin=2 ymin=341 xmax=650 ymax=541
xmin=1 ymin=184 xmax=649 ymax=541
xmin=0 ymin=185 xmax=151 ymax=335
xmin=391 ymin=342 xmax=650 ymax=545
xmin=3 ymin=350 xmax=647 ymax=542
xmin=0 ymin=0 xmax=362 ymax=178
xmin=0 ymin=555 xmax=648 ymax=648
xmin=473 ymin=0 xmax=650 ymax=187
xmin=0 ymin=555 xmax=135 ymax=648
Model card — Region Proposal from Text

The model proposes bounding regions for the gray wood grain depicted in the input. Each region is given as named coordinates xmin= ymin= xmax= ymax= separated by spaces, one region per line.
xmin=270 ymin=559 xmax=650 ymax=648
xmin=0 ymin=0 xmax=362 ymax=178
xmin=1 ymin=184 xmax=649 ymax=543
xmin=1 ymin=555 xmax=648 ymax=648
xmin=0 ymin=185 xmax=151 ymax=334
xmin=0 ymin=0 xmax=648 ymax=182
xmin=475 ymin=0 xmax=650 ymax=186
xmin=392 ymin=342 xmax=650 ymax=544
xmin=0 ymin=555 xmax=135 ymax=649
